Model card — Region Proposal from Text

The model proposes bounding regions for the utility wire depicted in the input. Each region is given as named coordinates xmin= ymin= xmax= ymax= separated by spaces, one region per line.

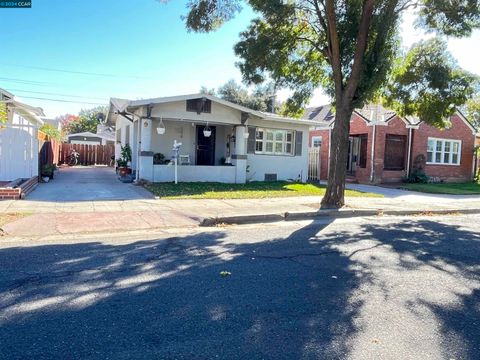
xmin=5 ymin=88 xmax=108 ymax=101
xmin=0 ymin=62 xmax=151 ymax=80
xmin=0 ymin=76 xmax=58 ymax=86
xmin=16 ymin=95 xmax=107 ymax=106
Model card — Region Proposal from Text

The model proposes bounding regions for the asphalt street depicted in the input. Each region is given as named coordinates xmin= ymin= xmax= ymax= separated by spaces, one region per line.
xmin=0 ymin=215 xmax=479 ymax=359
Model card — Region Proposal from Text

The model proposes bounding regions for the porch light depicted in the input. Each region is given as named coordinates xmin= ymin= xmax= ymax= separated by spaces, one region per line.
xmin=157 ymin=117 xmax=166 ymax=135
xmin=203 ymin=122 xmax=212 ymax=137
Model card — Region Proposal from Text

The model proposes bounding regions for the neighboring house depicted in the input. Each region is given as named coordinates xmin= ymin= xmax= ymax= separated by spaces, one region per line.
xmin=107 ymin=94 xmax=314 ymax=183
xmin=67 ymin=130 xmax=115 ymax=145
xmin=306 ymin=104 xmax=479 ymax=183
xmin=0 ymin=88 xmax=44 ymax=182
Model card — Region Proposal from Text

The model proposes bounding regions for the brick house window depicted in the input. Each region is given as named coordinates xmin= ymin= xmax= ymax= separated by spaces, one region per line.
xmin=427 ymin=138 xmax=461 ymax=165
xmin=186 ymin=98 xmax=212 ymax=114
xmin=358 ymin=135 xmax=368 ymax=168
xmin=311 ymin=136 xmax=322 ymax=148
xmin=384 ymin=134 xmax=406 ymax=170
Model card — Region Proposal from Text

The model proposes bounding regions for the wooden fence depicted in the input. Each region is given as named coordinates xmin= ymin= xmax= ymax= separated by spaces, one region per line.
xmin=59 ymin=143 xmax=115 ymax=166
xmin=308 ymin=147 xmax=321 ymax=182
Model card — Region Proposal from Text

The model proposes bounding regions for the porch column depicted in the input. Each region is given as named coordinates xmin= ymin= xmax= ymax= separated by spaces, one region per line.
xmin=139 ymin=118 xmax=154 ymax=181
xmin=232 ymin=125 xmax=247 ymax=184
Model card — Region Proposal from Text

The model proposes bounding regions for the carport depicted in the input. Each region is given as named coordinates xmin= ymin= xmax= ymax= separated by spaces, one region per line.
xmin=28 ymin=166 xmax=153 ymax=201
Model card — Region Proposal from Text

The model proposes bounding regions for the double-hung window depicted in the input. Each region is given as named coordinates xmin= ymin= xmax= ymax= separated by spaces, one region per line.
xmin=427 ymin=138 xmax=461 ymax=165
xmin=255 ymin=128 xmax=294 ymax=155
xmin=311 ymin=136 xmax=322 ymax=148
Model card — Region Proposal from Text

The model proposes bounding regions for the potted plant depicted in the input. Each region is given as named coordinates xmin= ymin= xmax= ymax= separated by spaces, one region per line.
xmin=41 ymin=164 xmax=56 ymax=180
xmin=118 ymin=144 xmax=132 ymax=177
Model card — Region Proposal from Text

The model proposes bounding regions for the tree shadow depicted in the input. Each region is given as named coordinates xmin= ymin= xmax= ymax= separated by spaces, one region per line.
xmin=0 ymin=217 xmax=479 ymax=359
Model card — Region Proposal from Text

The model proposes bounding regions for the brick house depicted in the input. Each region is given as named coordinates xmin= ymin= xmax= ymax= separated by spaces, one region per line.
xmin=306 ymin=104 xmax=479 ymax=183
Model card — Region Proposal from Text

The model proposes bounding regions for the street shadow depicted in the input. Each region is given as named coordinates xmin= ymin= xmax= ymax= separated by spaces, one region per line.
xmin=0 ymin=220 xmax=364 ymax=359
xmin=337 ymin=218 xmax=480 ymax=359
xmin=0 ymin=218 xmax=479 ymax=359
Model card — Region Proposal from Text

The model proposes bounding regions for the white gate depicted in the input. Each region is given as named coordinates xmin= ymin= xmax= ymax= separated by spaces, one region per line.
xmin=0 ymin=123 xmax=38 ymax=181
xmin=308 ymin=147 xmax=321 ymax=181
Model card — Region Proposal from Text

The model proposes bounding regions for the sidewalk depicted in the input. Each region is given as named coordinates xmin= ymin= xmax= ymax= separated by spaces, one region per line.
xmin=1 ymin=188 xmax=480 ymax=237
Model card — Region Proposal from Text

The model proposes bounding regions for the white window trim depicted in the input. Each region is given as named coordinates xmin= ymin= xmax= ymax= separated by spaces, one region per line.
xmin=311 ymin=136 xmax=322 ymax=148
xmin=426 ymin=137 xmax=462 ymax=166
xmin=255 ymin=128 xmax=295 ymax=156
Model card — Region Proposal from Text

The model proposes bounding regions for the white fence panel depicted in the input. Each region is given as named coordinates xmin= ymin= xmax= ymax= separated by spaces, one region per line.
xmin=0 ymin=125 xmax=38 ymax=181
xmin=308 ymin=147 xmax=321 ymax=181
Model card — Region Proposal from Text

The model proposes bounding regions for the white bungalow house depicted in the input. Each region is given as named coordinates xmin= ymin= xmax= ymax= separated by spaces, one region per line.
xmin=0 ymin=88 xmax=44 ymax=182
xmin=106 ymin=94 xmax=315 ymax=183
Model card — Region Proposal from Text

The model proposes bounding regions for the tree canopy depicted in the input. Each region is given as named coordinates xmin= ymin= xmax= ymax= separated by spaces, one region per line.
xmin=201 ymin=79 xmax=279 ymax=112
xmin=59 ymin=106 xmax=108 ymax=135
xmin=174 ymin=0 xmax=480 ymax=207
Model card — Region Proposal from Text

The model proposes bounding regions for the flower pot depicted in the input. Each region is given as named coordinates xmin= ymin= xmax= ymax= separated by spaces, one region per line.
xmin=203 ymin=130 xmax=212 ymax=137
xmin=119 ymin=167 xmax=129 ymax=177
xmin=157 ymin=127 xmax=165 ymax=135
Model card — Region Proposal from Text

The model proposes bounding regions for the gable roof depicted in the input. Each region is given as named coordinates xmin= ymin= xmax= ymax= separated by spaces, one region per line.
xmin=68 ymin=131 xmax=115 ymax=141
xmin=0 ymin=88 xmax=45 ymax=125
xmin=108 ymin=93 xmax=317 ymax=126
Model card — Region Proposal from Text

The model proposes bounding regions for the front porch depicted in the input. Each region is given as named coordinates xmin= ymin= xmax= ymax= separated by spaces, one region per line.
xmin=137 ymin=118 xmax=247 ymax=183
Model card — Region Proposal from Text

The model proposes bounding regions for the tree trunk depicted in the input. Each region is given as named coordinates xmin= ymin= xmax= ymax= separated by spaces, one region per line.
xmin=321 ymin=103 xmax=354 ymax=208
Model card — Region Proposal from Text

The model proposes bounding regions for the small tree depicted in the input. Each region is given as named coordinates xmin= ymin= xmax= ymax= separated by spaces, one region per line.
xmin=168 ymin=0 xmax=479 ymax=208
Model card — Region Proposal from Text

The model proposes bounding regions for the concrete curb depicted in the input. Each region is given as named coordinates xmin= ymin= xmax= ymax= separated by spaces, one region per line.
xmin=200 ymin=208 xmax=480 ymax=226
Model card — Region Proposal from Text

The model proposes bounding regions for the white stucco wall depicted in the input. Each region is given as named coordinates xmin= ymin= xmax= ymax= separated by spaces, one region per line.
xmin=0 ymin=112 xmax=39 ymax=181
xmin=150 ymin=100 xmax=242 ymax=126
xmin=115 ymin=115 xmax=134 ymax=162
xmin=153 ymin=165 xmax=236 ymax=183
xmin=246 ymin=119 xmax=310 ymax=182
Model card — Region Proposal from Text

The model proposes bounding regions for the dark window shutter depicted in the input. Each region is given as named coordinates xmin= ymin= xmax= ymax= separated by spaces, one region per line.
xmin=295 ymin=131 xmax=303 ymax=156
xmin=359 ymin=135 xmax=368 ymax=168
xmin=247 ymin=127 xmax=256 ymax=154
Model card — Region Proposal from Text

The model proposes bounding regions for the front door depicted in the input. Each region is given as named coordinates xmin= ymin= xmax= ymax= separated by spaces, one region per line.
xmin=347 ymin=136 xmax=360 ymax=174
xmin=196 ymin=126 xmax=216 ymax=165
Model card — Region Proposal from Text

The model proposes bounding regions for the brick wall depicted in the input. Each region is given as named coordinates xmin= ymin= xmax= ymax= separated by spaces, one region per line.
xmin=373 ymin=117 xmax=409 ymax=183
xmin=309 ymin=113 xmax=475 ymax=184
xmin=309 ymin=129 xmax=330 ymax=180
xmin=411 ymin=115 xmax=476 ymax=182
xmin=0 ymin=176 xmax=38 ymax=200
xmin=349 ymin=114 xmax=373 ymax=183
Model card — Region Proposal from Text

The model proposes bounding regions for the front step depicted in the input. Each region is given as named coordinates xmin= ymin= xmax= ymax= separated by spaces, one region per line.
xmin=345 ymin=176 xmax=358 ymax=184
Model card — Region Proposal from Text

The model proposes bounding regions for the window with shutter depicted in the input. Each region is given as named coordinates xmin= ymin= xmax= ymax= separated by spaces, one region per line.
xmin=358 ymin=135 xmax=368 ymax=168
xmin=384 ymin=134 xmax=407 ymax=170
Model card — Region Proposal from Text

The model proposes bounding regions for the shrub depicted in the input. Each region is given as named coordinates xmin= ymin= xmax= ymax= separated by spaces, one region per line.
xmin=403 ymin=169 xmax=429 ymax=184
xmin=153 ymin=153 xmax=165 ymax=165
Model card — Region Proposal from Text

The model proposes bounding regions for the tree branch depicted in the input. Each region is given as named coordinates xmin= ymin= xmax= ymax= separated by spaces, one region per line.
xmin=344 ymin=0 xmax=375 ymax=103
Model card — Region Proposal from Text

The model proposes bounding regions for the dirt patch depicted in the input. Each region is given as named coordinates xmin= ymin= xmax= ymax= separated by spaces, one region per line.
xmin=0 ymin=213 xmax=30 ymax=234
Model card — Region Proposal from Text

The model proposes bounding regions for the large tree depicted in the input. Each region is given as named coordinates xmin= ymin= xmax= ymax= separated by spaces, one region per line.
xmin=177 ymin=0 xmax=479 ymax=207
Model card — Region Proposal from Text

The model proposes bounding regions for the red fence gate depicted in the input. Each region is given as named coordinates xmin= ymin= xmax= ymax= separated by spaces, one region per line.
xmin=59 ymin=143 xmax=115 ymax=166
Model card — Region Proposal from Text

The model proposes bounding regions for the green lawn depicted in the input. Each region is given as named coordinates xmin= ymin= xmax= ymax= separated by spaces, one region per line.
xmin=145 ymin=181 xmax=382 ymax=199
xmin=402 ymin=182 xmax=480 ymax=195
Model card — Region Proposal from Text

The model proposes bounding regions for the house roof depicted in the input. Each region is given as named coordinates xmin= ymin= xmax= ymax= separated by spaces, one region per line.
xmin=0 ymin=88 xmax=45 ymax=125
xmin=68 ymin=131 xmax=115 ymax=141
xmin=108 ymin=93 xmax=317 ymax=126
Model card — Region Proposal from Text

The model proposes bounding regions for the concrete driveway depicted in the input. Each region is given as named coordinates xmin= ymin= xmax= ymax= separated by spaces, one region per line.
xmin=28 ymin=166 xmax=153 ymax=202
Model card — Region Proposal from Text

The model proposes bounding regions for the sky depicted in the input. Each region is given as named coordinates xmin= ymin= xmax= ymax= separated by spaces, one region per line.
xmin=0 ymin=0 xmax=479 ymax=118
